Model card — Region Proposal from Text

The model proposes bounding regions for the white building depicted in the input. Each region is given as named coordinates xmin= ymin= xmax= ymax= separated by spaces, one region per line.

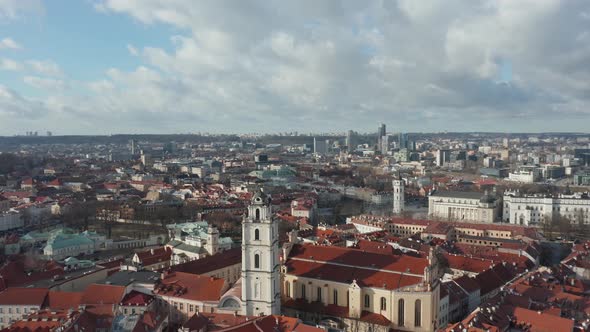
xmin=428 ymin=191 xmax=500 ymax=223
xmin=393 ymin=175 xmax=405 ymax=214
xmin=166 ymin=221 xmax=232 ymax=263
xmin=0 ymin=288 xmax=48 ymax=328
xmin=241 ymin=189 xmax=281 ymax=316
xmin=508 ymin=166 xmax=540 ymax=183
xmin=503 ymin=190 xmax=590 ymax=226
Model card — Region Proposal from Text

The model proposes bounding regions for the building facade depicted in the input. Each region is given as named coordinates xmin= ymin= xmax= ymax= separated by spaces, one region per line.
xmin=503 ymin=190 xmax=590 ymax=226
xmin=241 ymin=189 xmax=281 ymax=316
xmin=428 ymin=191 xmax=500 ymax=223
xmin=281 ymin=243 xmax=443 ymax=332
xmin=392 ymin=176 xmax=405 ymax=215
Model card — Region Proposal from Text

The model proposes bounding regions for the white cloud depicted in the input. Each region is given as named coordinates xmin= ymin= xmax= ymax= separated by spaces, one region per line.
xmin=126 ymin=44 xmax=138 ymax=56
xmin=0 ymin=0 xmax=43 ymax=21
xmin=0 ymin=57 xmax=21 ymax=71
xmin=23 ymin=76 xmax=66 ymax=90
xmin=4 ymin=0 xmax=590 ymax=133
xmin=0 ymin=37 xmax=21 ymax=49
xmin=26 ymin=60 xmax=62 ymax=76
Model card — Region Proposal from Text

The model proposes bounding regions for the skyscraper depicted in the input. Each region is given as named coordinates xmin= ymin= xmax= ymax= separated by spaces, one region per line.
xmin=436 ymin=149 xmax=451 ymax=166
xmin=378 ymin=123 xmax=386 ymax=137
xmin=377 ymin=123 xmax=386 ymax=147
xmin=381 ymin=135 xmax=389 ymax=154
xmin=398 ymin=132 xmax=408 ymax=150
xmin=313 ymin=137 xmax=328 ymax=155
xmin=346 ymin=130 xmax=355 ymax=151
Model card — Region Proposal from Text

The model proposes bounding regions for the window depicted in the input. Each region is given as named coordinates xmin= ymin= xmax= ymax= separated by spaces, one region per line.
xmin=254 ymin=254 xmax=260 ymax=269
xmin=317 ymin=287 xmax=322 ymax=302
xmin=124 ymin=308 xmax=128 ymax=314
xmin=364 ymin=294 xmax=370 ymax=308
xmin=380 ymin=297 xmax=387 ymax=311
xmin=255 ymin=208 xmax=260 ymax=220
xmin=301 ymin=284 xmax=306 ymax=299
xmin=132 ymin=309 xmax=136 ymax=314
xmin=333 ymin=290 xmax=338 ymax=305
xmin=398 ymin=299 xmax=405 ymax=326
xmin=190 ymin=305 xmax=194 ymax=312
xmin=180 ymin=303 xmax=183 ymax=310
xmin=414 ymin=300 xmax=422 ymax=327
xmin=254 ymin=229 xmax=260 ymax=241
xmin=285 ymin=282 xmax=291 ymax=298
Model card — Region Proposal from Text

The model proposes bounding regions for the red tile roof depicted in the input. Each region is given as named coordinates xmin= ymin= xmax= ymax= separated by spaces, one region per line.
xmin=155 ymin=272 xmax=225 ymax=302
xmin=212 ymin=315 xmax=324 ymax=332
xmin=0 ymin=287 xmax=48 ymax=306
xmin=289 ymin=244 xmax=428 ymax=276
xmin=167 ymin=248 xmax=241 ymax=275
xmin=445 ymin=253 xmax=494 ymax=273
xmin=120 ymin=290 xmax=154 ymax=306
xmin=81 ymin=284 xmax=126 ymax=305
xmin=44 ymin=291 xmax=83 ymax=310
xmin=135 ymin=247 xmax=172 ymax=267
xmin=3 ymin=309 xmax=78 ymax=332
xmin=511 ymin=306 xmax=575 ymax=332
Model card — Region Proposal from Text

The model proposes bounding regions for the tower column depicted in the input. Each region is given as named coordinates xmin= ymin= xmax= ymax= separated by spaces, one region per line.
xmin=241 ymin=189 xmax=281 ymax=316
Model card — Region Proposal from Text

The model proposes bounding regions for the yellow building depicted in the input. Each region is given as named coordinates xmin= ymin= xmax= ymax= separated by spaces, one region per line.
xmin=281 ymin=242 xmax=443 ymax=332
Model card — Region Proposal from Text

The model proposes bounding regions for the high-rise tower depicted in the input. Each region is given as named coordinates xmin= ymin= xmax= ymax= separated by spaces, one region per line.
xmin=241 ymin=189 xmax=281 ymax=316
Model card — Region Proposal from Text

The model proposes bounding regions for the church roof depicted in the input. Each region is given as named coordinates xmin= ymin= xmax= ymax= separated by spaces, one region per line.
xmin=285 ymin=244 xmax=427 ymax=290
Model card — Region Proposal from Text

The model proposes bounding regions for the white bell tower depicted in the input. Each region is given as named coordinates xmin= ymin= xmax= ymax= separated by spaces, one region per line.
xmin=241 ymin=188 xmax=281 ymax=316
xmin=393 ymin=173 xmax=405 ymax=215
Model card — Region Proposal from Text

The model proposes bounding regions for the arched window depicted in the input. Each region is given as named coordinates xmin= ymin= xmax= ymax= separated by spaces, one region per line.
xmin=301 ymin=284 xmax=306 ymax=299
xmin=255 ymin=208 xmax=260 ymax=221
xmin=317 ymin=287 xmax=322 ymax=302
xmin=364 ymin=294 xmax=370 ymax=308
xmin=333 ymin=290 xmax=338 ymax=305
xmin=398 ymin=299 xmax=405 ymax=326
xmin=414 ymin=299 xmax=421 ymax=327
xmin=254 ymin=229 xmax=260 ymax=241
xmin=380 ymin=297 xmax=386 ymax=311
xmin=285 ymin=281 xmax=291 ymax=298
xmin=254 ymin=254 xmax=260 ymax=269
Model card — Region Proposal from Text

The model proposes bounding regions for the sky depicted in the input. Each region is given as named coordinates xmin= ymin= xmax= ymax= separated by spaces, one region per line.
xmin=0 ymin=0 xmax=589 ymax=135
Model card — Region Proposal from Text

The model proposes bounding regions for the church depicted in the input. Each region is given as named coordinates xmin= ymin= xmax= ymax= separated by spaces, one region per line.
xmin=230 ymin=188 xmax=443 ymax=332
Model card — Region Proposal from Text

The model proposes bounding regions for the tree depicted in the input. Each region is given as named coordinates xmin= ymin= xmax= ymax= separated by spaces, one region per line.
xmin=63 ymin=201 xmax=98 ymax=231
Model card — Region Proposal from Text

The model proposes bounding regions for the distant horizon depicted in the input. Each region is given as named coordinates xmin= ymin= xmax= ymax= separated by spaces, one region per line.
xmin=1 ymin=1 xmax=590 ymax=134
xmin=2 ymin=130 xmax=590 ymax=139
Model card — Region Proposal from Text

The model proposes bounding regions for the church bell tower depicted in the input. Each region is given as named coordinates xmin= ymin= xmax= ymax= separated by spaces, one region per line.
xmin=393 ymin=173 xmax=405 ymax=214
xmin=241 ymin=188 xmax=281 ymax=316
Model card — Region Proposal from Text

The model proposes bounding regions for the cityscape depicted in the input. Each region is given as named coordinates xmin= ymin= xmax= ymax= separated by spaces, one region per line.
xmin=1 ymin=1 xmax=590 ymax=332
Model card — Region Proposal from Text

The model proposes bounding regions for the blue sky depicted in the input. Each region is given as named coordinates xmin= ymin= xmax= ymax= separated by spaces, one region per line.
xmin=0 ymin=0 xmax=589 ymax=135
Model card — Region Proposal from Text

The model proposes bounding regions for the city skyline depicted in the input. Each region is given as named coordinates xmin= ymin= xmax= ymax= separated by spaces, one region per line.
xmin=1 ymin=0 xmax=590 ymax=134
